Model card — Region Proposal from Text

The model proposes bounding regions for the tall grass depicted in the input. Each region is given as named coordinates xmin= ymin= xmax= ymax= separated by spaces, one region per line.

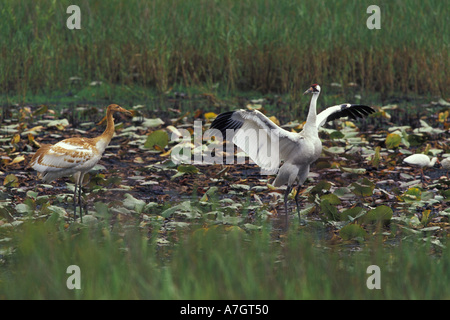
xmin=0 ymin=0 xmax=448 ymax=99
xmin=1 ymin=219 xmax=449 ymax=299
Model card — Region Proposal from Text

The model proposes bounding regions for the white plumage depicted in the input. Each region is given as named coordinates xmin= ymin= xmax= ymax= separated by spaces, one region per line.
xmin=31 ymin=139 xmax=102 ymax=182
xmin=403 ymin=154 xmax=439 ymax=181
xmin=403 ymin=154 xmax=439 ymax=168
xmin=442 ymin=157 xmax=450 ymax=178
xmin=441 ymin=157 xmax=450 ymax=170
xmin=30 ymin=104 xmax=132 ymax=221
xmin=210 ymin=84 xmax=375 ymax=221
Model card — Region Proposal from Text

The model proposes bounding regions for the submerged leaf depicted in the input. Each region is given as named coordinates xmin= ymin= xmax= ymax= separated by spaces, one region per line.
xmin=320 ymin=199 xmax=338 ymax=220
xmin=323 ymin=146 xmax=345 ymax=154
xmin=329 ymin=131 xmax=345 ymax=140
xmin=361 ymin=205 xmax=393 ymax=224
xmin=144 ymin=130 xmax=169 ymax=150
xmin=340 ymin=167 xmax=366 ymax=174
xmin=123 ymin=193 xmax=146 ymax=213
xmin=177 ymin=164 xmax=199 ymax=174
xmin=8 ymin=155 xmax=25 ymax=165
xmin=351 ymin=178 xmax=375 ymax=197
xmin=46 ymin=205 xmax=67 ymax=217
xmin=33 ymin=105 xmax=48 ymax=116
xmin=93 ymin=202 xmax=110 ymax=218
xmin=141 ymin=118 xmax=164 ymax=128
xmin=385 ymin=133 xmax=401 ymax=149
xmin=321 ymin=194 xmax=341 ymax=205
xmin=171 ymin=164 xmax=200 ymax=180
xmin=339 ymin=224 xmax=368 ymax=240
xmin=340 ymin=206 xmax=364 ymax=221
xmin=368 ymin=146 xmax=381 ymax=168
xmin=46 ymin=118 xmax=69 ymax=130
xmin=161 ymin=201 xmax=201 ymax=219
xmin=3 ymin=174 xmax=19 ymax=187
xmin=310 ymin=180 xmax=332 ymax=195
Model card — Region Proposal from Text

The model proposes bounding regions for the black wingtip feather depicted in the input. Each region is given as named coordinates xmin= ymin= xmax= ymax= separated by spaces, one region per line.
xmin=326 ymin=105 xmax=375 ymax=123
xmin=210 ymin=111 xmax=244 ymax=136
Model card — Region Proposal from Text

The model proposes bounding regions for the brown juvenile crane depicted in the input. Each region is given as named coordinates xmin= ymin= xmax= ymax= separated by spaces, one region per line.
xmin=29 ymin=104 xmax=132 ymax=221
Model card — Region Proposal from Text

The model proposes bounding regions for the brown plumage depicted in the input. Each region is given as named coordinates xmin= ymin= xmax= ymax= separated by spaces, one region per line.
xmin=29 ymin=104 xmax=132 ymax=221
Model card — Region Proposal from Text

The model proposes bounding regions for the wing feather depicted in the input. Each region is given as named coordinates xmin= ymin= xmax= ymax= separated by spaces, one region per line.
xmin=30 ymin=138 xmax=97 ymax=173
xmin=211 ymin=109 xmax=302 ymax=172
xmin=316 ymin=104 xmax=375 ymax=127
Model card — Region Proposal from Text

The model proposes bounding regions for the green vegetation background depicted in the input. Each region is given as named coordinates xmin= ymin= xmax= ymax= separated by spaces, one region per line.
xmin=1 ymin=0 xmax=448 ymax=100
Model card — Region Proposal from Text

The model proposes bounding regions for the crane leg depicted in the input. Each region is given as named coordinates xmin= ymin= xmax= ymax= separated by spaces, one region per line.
xmin=420 ymin=168 xmax=430 ymax=185
xmin=294 ymin=184 xmax=302 ymax=221
xmin=73 ymin=182 xmax=78 ymax=222
xmin=294 ymin=184 xmax=308 ymax=226
xmin=78 ymin=173 xmax=85 ymax=223
xmin=284 ymin=185 xmax=292 ymax=226
xmin=78 ymin=182 xmax=83 ymax=222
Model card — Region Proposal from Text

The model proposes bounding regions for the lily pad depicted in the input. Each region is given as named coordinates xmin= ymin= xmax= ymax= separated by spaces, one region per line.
xmin=46 ymin=118 xmax=69 ymax=130
xmin=160 ymin=201 xmax=201 ymax=219
xmin=321 ymin=194 xmax=341 ymax=205
xmin=171 ymin=164 xmax=200 ymax=180
xmin=323 ymin=146 xmax=345 ymax=154
xmin=93 ymin=202 xmax=110 ymax=218
xmin=351 ymin=178 xmax=375 ymax=197
xmin=123 ymin=193 xmax=146 ymax=213
xmin=144 ymin=130 xmax=169 ymax=151
xmin=320 ymin=199 xmax=338 ymax=220
xmin=385 ymin=133 xmax=401 ymax=149
xmin=360 ymin=205 xmax=393 ymax=224
xmin=140 ymin=118 xmax=164 ymax=128
xmin=340 ymin=206 xmax=364 ymax=221
xmin=310 ymin=180 xmax=332 ymax=195
xmin=3 ymin=174 xmax=19 ymax=187
xmin=339 ymin=224 xmax=367 ymax=241
xmin=46 ymin=205 xmax=67 ymax=217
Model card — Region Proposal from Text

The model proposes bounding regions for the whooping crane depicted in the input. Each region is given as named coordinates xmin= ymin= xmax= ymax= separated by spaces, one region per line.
xmin=210 ymin=84 xmax=375 ymax=223
xmin=403 ymin=154 xmax=440 ymax=182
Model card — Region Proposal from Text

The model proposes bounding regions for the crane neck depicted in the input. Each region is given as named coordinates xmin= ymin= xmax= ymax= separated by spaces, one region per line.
xmin=429 ymin=157 xmax=438 ymax=167
xmin=97 ymin=108 xmax=116 ymax=146
xmin=304 ymin=93 xmax=320 ymax=134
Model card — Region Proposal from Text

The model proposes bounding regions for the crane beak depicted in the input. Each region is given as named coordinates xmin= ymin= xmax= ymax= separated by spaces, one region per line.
xmin=119 ymin=107 xmax=133 ymax=116
xmin=303 ymin=87 xmax=313 ymax=95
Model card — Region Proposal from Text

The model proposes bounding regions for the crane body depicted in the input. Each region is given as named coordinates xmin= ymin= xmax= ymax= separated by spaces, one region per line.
xmin=30 ymin=104 xmax=132 ymax=221
xmin=211 ymin=84 xmax=375 ymax=223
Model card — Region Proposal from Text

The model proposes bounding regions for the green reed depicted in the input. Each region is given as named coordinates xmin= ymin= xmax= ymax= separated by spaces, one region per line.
xmin=0 ymin=0 xmax=448 ymax=100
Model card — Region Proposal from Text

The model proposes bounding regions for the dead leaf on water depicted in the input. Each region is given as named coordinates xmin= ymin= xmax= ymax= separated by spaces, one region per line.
xmin=8 ymin=155 xmax=25 ymax=166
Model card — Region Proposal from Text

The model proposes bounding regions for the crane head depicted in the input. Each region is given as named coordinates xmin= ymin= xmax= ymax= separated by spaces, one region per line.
xmin=433 ymin=158 xmax=441 ymax=168
xmin=303 ymin=84 xmax=321 ymax=95
xmin=107 ymin=104 xmax=133 ymax=116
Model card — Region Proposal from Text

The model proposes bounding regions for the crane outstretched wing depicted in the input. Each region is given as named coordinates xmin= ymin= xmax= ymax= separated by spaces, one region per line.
xmin=316 ymin=104 xmax=375 ymax=128
xmin=210 ymin=110 xmax=302 ymax=173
